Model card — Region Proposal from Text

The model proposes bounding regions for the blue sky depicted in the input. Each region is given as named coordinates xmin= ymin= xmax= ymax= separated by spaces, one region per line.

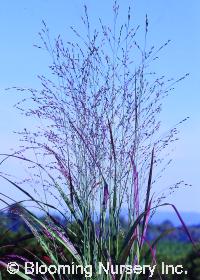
xmin=0 ymin=0 xmax=199 ymax=213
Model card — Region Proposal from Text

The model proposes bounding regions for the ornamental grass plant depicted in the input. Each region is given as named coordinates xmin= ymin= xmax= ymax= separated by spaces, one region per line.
xmin=0 ymin=2 xmax=195 ymax=279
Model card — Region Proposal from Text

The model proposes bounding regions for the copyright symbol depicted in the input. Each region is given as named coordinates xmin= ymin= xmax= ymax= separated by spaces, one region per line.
xmin=7 ymin=262 xmax=19 ymax=274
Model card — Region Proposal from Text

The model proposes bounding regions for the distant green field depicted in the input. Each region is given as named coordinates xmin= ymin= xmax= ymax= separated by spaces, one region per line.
xmin=145 ymin=242 xmax=200 ymax=279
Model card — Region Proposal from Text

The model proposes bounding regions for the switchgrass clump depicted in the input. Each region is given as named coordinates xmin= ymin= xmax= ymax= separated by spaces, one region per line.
xmin=0 ymin=2 xmax=193 ymax=279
